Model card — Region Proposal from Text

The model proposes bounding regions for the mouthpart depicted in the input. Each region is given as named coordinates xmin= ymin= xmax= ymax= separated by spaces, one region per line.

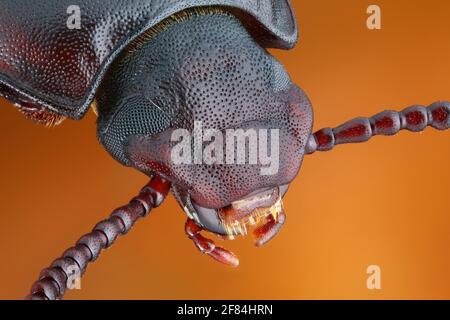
xmin=189 ymin=185 xmax=288 ymax=246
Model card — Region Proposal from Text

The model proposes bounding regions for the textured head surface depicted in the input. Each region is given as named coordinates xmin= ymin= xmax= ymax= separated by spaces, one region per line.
xmin=0 ymin=0 xmax=297 ymax=120
xmin=97 ymin=10 xmax=312 ymax=212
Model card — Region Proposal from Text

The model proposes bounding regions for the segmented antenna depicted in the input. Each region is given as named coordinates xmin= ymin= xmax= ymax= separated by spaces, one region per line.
xmin=25 ymin=176 xmax=171 ymax=300
xmin=305 ymin=101 xmax=450 ymax=154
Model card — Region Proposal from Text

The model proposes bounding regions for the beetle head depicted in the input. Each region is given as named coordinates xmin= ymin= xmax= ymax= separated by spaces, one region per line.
xmin=96 ymin=8 xmax=313 ymax=236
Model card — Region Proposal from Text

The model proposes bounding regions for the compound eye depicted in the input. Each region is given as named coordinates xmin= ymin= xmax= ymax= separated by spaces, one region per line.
xmin=97 ymin=96 xmax=171 ymax=167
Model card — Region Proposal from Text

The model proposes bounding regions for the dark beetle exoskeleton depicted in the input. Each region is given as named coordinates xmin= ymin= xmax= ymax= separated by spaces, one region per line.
xmin=1 ymin=0 xmax=314 ymax=242
xmin=0 ymin=0 xmax=297 ymax=120
xmin=0 ymin=1 xmax=448 ymax=300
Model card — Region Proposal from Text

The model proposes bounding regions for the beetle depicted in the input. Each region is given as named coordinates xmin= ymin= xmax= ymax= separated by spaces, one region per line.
xmin=0 ymin=1 xmax=448 ymax=300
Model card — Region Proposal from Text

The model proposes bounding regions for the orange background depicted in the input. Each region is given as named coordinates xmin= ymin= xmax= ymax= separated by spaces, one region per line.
xmin=0 ymin=0 xmax=449 ymax=299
